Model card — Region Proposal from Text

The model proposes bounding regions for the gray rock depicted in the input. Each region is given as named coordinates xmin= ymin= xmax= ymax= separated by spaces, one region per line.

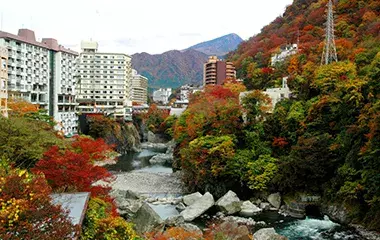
xmin=260 ymin=202 xmax=271 ymax=210
xmin=253 ymin=228 xmax=288 ymax=240
xmin=222 ymin=216 xmax=256 ymax=226
xmin=240 ymin=200 xmax=262 ymax=217
xmin=322 ymin=204 xmax=351 ymax=224
xmin=268 ymin=192 xmax=281 ymax=209
xmin=133 ymin=202 xmax=163 ymax=234
xmin=216 ymin=190 xmax=242 ymax=215
xmin=164 ymin=215 xmax=185 ymax=227
xmin=178 ymin=223 xmax=203 ymax=236
xmin=149 ymin=153 xmax=173 ymax=164
xmin=180 ymin=192 xmax=214 ymax=221
xmin=183 ymin=192 xmax=202 ymax=206
xmin=176 ymin=202 xmax=186 ymax=212
xmin=147 ymin=131 xmax=167 ymax=143
xmin=125 ymin=190 xmax=141 ymax=200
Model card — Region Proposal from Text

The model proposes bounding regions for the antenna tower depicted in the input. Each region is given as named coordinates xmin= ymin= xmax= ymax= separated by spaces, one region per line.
xmin=321 ymin=0 xmax=338 ymax=65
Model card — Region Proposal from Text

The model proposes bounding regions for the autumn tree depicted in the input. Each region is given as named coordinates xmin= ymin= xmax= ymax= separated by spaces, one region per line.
xmin=0 ymin=166 xmax=76 ymax=239
xmin=32 ymin=136 xmax=114 ymax=197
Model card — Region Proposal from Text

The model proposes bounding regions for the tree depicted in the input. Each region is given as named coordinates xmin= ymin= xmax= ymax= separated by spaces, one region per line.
xmin=81 ymin=198 xmax=137 ymax=240
xmin=32 ymin=137 xmax=114 ymax=197
xmin=0 ymin=117 xmax=65 ymax=169
xmin=180 ymin=135 xmax=236 ymax=196
xmin=0 ymin=167 xmax=76 ymax=239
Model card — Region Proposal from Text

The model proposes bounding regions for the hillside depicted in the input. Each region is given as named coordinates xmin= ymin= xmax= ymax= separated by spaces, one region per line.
xmin=132 ymin=49 xmax=208 ymax=89
xmin=228 ymin=0 xmax=380 ymax=89
xmin=187 ymin=33 xmax=243 ymax=57
xmin=132 ymin=33 xmax=243 ymax=89
xmin=223 ymin=0 xmax=380 ymax=231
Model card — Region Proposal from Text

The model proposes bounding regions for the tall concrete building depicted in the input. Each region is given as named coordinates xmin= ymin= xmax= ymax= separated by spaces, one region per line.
xmin=76 ymin=41 xmax=132 ymax=120
xmin=203 ymin=56 xmax=236 ymax=86
xmin=131 ymin=69 xmax=148 ymax=105
xmin=0 ymin=29 xmax=78 ymax=135
xmin=0 ymin=47 xmax=8 ymax=117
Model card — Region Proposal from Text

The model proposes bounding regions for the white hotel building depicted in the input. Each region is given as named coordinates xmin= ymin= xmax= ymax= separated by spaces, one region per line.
xmin=131 ymin=69 xmax=148 ymax=105
xmin=0 ymin=29 xmax=78 ymax=135
xmin=76 ymin=41 xmax=133 ymax=120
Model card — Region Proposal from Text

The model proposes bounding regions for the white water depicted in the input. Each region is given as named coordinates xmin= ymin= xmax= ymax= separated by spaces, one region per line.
xmin=277 ymin=215 xmax=363 ymax=240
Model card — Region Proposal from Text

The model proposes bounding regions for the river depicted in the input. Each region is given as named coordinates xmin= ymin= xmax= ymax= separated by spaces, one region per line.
xmin=106 ymin=145 xmax=367 ymax=240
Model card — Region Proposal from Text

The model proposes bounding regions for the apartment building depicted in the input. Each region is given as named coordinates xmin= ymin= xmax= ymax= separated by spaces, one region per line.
xmin=203 ymin=56 xmax=236 ymax=86
xmin=0 ymin=29 xmax=78 ymax=135
xmin=131 ymin=69 xmax=148 ymax=105
xmin=153 ymin=88 xmax=172 ymax=105
xmin=271 ymin=44 xmax=298 ymax=66
xmin=76 ymin=41 xmax=132 ymax=120
xmin=0 ymin=47 xmax=8 ymax=117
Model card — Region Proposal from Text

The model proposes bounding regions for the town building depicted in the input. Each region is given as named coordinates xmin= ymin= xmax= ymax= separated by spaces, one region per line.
xmin=131 ymin=69 xmax=148 ymax=105
xmin=203 ymin=56 xmax=236 ymax=86
xmin=0 ymin=29 xmax=78 ymax=135
xmin=153 ymin=88 xmax=172 ymax=105
xmin=0 ymin=47 xmax=8 ymax=117
xmin=240 ymin=77 xmax=291 ymax=121
xmin=76 ymin=41 xmax=133 ymax=120
xmin=271 ymin=44 xmax=298 ymax=66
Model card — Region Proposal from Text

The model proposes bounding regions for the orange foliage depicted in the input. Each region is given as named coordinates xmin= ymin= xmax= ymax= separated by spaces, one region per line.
xmin=272 ymin=137 xmax=289 ymax=148
xmin=145 ymin=227 xmax=202 ymax=240
xmin=8 ymin=99 xmax=39 ymax=116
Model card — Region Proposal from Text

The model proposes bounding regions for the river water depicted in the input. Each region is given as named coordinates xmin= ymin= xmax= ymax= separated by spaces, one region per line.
xmin=107 ymin=147 xmax=366 ymax=240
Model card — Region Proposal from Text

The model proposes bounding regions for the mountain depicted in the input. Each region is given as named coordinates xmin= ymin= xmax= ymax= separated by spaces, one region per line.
xmin=187 ymin=33 xmax=243 ymax=57
xmin=132 ymin=49 xmax=208 ymax=89
xmin=132 ymin=33 xmax=243 ymax=89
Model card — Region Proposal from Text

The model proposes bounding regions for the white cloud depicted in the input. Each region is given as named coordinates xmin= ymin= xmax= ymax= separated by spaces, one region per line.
xmin=1 ymin=0 xmax=293 ymax=54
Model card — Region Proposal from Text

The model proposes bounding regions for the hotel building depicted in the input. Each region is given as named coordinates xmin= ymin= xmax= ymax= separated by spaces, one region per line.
xmin=203 ymin=56 xmax=236 ymax=86
xmin=0 ymin=29 xmax=78 ymax=135
xmin=76 ymin=41 xmax=133 ymax=120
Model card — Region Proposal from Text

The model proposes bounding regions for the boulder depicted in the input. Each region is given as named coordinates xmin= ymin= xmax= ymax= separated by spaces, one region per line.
xmin=147 ymin=131 xmax=166 ymax=143
xmin=133 ymin=203 xmax=163 ymax=234
xmin=216 ymin=190 xmax=242 ymax=215
xmin=253 ymin=228 xmax=288 ymax=240
xmin=180 ymin=192 xmax=214 ymax=221
xmin=260 ymin=202 xmax=271 ymax=210
xmin=183 ymin=192 xmax=203 ymax=206
xmin=164 ymin=215 xmax=185 ymax=227
xmin=149 ymin=153 xmax=173 ymax=164
xmin=267 ymin=193 xmax=281 ymax=209
xmin=178 ymin=223 xmax=203 ymax=236
xmin=240 ymin=200 xmax=262 ymax=217
xmin=176 ymin=202 xmax=186 ymax=212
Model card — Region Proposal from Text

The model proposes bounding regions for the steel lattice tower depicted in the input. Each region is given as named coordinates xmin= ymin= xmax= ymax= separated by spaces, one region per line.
xmin=321 ymin=0 xmax=338 ymax=65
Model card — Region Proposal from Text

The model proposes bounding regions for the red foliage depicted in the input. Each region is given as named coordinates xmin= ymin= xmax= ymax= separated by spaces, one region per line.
xmin=204 ymin=85 xmax=236 ymax=99
xmin=71 ymin=136 xmax=114 ymax=162
xmin=32 ymin=137 xmax=114 ymax=197
xmin=272 ymin=137 xmax=289 ymax=148
xmin=0 ymin=170 xmax=76 ymax=239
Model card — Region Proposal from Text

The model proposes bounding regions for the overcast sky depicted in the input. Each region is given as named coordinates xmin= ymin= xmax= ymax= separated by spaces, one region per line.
xmin=1 ymin=0 xmax=293 ymax=55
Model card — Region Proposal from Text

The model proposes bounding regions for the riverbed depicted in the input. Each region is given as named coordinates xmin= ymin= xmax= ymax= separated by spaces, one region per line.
xmin=105 ymin=145 xmax=369 ymax=240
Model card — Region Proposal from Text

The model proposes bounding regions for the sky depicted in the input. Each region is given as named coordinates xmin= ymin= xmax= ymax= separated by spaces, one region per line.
xmin=1 ymin=0 xmax=294 ymax=55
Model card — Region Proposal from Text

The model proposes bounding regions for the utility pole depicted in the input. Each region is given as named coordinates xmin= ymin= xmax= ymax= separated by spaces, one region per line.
xmin=321 ymin=0 xmax=338 ymax=65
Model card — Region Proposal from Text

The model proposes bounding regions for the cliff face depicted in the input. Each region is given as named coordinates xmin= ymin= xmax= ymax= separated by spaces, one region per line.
xmin=80 ymin=115 xmax=141 ymax=153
